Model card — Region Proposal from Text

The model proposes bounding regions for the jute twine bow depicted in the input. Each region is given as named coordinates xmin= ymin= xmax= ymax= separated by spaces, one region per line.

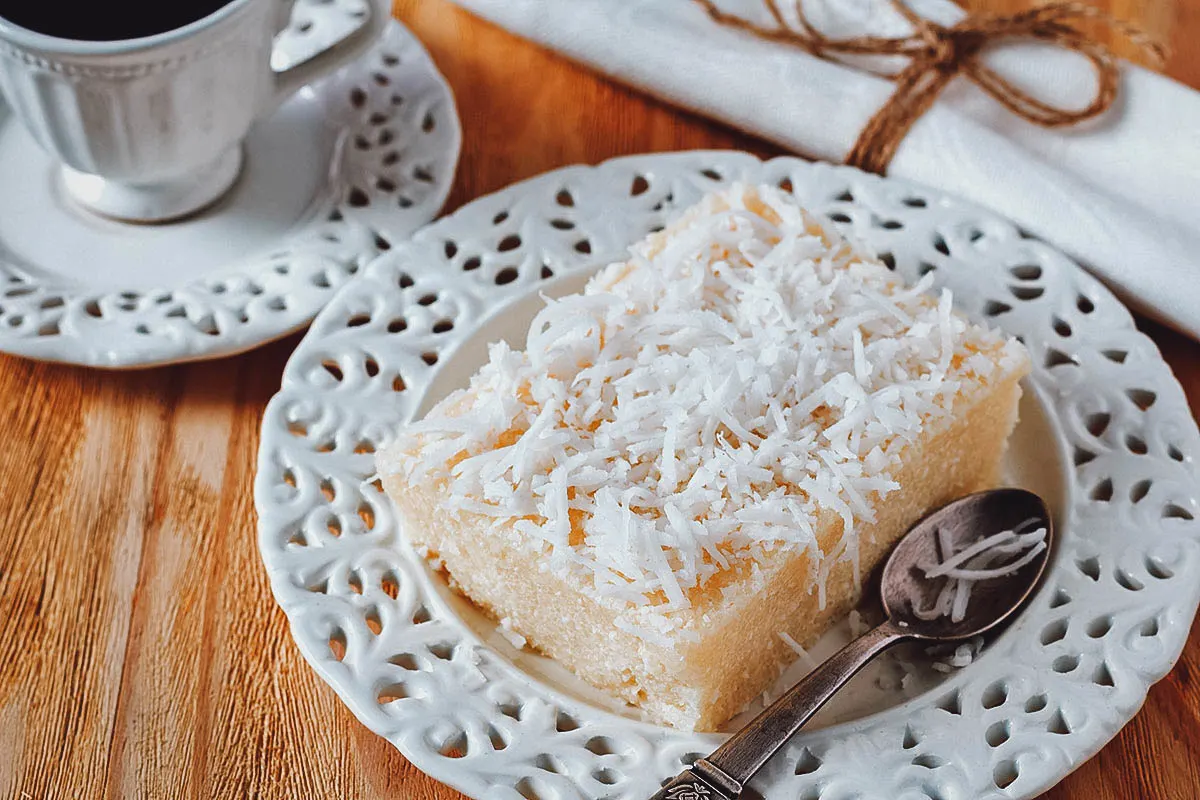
xmin=693 ymin=0 xmax=1166 ymax=174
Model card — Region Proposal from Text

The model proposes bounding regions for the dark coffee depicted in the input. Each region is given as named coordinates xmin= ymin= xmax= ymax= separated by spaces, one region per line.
xmin=0 ymin=0 xmax=234 ymax=41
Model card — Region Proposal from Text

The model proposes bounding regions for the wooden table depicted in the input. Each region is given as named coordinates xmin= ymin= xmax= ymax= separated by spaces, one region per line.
xmin=2 ymin=1 xmax=1198 ymax=797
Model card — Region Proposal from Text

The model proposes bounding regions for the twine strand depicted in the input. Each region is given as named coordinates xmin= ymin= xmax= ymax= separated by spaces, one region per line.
xmin=692 ymin=0 xmax=1166 ymax=175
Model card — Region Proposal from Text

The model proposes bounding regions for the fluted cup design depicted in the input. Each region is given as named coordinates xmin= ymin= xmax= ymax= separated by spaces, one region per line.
xmin=0 ymin=0 xmax=390 ymax=221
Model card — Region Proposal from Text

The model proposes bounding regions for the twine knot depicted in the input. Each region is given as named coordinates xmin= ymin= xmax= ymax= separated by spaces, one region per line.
xmin=925 ymin=25 xmax=982 ymax=66
xmin=694 ymin=0 xmax=1166 ymax=175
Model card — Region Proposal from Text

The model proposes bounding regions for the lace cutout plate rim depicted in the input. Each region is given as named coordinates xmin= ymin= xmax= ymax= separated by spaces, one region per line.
xmin=0 ymin=11 xmax=460 ymax=369
xmin=255 ymin=151 xmax=1200 ymax=800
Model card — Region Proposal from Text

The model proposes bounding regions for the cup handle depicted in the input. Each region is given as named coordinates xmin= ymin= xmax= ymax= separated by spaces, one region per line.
xmin=271 ymin=0 xmax=392 ymax=107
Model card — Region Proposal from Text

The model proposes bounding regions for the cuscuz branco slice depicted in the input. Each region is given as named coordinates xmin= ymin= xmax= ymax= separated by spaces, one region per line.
xmin=377 ymin=184 xmax=1031 ymax=730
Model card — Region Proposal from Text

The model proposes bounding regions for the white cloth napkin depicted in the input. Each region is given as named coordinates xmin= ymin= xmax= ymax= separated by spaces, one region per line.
xmin=450 ymin=0 xmax=1200 ymax=340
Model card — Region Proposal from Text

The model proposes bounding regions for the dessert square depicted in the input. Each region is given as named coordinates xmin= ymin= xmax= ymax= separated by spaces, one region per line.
xmin=377 ymin=184 xmax=1030 ymax=730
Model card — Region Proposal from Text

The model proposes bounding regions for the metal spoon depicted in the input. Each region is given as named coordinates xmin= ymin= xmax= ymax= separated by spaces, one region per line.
xmin=650 ymin=488 xmax=1053 ymax=800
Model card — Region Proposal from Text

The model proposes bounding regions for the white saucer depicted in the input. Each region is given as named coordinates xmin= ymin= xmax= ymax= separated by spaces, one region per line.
xmin=257 ymin=152 xmax=1200 ymax=800
xmin=0 ymin=11 xmax=460 ymax=368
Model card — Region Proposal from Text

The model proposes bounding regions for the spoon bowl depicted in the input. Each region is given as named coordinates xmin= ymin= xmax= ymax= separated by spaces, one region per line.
xmin=882 ymin=488 xmax=1053 ymax=641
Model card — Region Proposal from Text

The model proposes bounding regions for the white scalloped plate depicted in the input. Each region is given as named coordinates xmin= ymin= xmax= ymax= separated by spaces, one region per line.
xmin=255 ymin=152 xmax=1200 ymax=800
xmin=0 ymin=8 xmax=460 ymax=368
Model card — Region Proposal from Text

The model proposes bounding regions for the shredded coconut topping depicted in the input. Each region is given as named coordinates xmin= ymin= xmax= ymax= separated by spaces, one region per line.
xmin=383 ymin=185 xmax=1025 ymax=626
xmin=914 ymin=517 xmax=1049 ymax=623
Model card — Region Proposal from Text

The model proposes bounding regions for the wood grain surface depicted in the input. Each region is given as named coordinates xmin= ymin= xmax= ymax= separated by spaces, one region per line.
xmin=1 ymin=1 xmax=1198 ymax=797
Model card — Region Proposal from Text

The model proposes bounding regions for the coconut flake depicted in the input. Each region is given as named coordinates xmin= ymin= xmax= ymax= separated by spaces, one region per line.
xmin=928 ymin=636 xmax=985 ymax=673
xmin=497 ymin=617 xmax=527 ymax=650
xmin=915 ymin=518 xmax=1048 ymax=623
xmin=848 ymin=609 xmax=869 ymax=637
xmin=778 ymin=631 xmax=819 ymax=671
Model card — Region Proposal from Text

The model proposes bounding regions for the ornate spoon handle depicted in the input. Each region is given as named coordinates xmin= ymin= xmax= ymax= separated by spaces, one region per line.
xmin=649 ymin=623 xmax=905 ymax=800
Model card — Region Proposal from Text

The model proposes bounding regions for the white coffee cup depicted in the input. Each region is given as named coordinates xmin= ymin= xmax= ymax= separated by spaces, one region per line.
xmin=0 ymin=0 xmax=390 ymax=222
